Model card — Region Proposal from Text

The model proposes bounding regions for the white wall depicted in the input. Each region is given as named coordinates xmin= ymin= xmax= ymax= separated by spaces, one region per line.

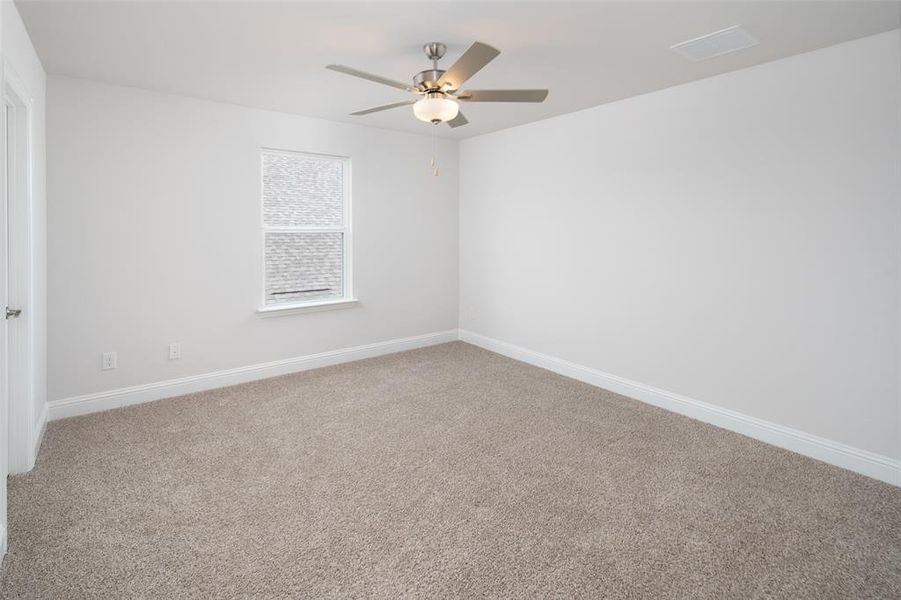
xmin=47 ymin=76 xmax=458 ymax=400
xmin=3 ymin=1 xmax=46 ymax=459
xmin=460 ymin=31 xmax=901 ymax=462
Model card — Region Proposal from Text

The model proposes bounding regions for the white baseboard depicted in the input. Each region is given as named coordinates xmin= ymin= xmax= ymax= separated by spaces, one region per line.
xmin=47 ymin=330 xmax=459 ymax=422
xmin=45 ymin=327 xmax=901 ymax=487
xmin=459 ymin=330 xmax=901 ymax=487
xmin=0 ymin=522 xmax=6 ymax=563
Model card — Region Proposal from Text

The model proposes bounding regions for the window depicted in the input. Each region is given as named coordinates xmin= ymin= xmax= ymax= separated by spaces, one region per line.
xmin=261 ymin=149 xmax=352 ymax=311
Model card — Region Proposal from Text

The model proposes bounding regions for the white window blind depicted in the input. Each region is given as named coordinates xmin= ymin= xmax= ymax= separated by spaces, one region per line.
xmin=262 ymin=149 xmax=351 ymax=307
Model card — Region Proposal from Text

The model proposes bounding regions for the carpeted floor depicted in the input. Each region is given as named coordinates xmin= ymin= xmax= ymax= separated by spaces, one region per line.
xmin=1 ymin=342 xmax=900 ymax=599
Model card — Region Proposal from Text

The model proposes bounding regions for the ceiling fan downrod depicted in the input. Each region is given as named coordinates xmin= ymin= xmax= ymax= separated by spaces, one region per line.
xmin=414 ymin=42 xmax=449 ymax=94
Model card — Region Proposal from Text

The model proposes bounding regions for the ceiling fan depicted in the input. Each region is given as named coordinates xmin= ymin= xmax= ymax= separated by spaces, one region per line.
xmin=326 ymin=42 xmax=548 ymax=129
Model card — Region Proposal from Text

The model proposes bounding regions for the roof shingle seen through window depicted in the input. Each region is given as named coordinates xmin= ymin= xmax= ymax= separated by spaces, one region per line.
xmin=265 ymin=231 xmax=344 ymax=304
xmin=262 ymin=152 xmax=343 ymax=228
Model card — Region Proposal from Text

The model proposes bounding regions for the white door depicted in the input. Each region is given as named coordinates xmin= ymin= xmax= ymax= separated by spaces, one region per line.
xmin=0 ymin=99 xmax=10 ymax=557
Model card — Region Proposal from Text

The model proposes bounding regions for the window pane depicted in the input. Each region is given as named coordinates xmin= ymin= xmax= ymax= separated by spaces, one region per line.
xmin=265 ymin=232 xmax=343 ymax=305
xmin=262 ymin=151 xmax=343 ymax=227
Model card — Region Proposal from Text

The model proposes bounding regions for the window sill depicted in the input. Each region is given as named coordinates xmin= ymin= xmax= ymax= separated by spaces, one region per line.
xmin=256 ymin=298 xmax=359 ymax=317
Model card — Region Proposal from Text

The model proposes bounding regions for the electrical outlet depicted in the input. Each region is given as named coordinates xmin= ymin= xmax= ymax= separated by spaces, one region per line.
xmin=102 ymin=352 xmax=117 ymax=370
xmin=168 ymin=343 xmax=181 ymax=360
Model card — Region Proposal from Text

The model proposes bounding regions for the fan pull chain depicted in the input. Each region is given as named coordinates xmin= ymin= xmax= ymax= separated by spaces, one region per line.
xmin=431 ymin=124 xmax=439 ymax=176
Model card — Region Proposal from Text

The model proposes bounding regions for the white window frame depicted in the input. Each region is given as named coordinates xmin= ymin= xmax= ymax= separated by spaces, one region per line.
xmin=257 ymin=148 xmax=356 ymax=316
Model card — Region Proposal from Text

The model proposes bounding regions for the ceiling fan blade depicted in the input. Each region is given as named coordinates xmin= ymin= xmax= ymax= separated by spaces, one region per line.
xmin=437 ymin=42 xmax=500 ymax=90
xmin=446 ymin=112 xmax=469 ymax=128
xmin=349 ymin=100 xmax=416 ymax=116
xmin=456 ymin=89 xmax=548 ymax=102
xmin=326 ymin=64 xmax=414 ymax=92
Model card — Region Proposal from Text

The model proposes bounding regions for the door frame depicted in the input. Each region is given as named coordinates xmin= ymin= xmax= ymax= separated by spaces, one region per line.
xmin=4 ymin=60 xmax=36 ymax=474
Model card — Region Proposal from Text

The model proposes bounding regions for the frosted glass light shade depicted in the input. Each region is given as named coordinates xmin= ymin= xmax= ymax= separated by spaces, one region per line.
xmin=413 ymin=95 xmax=459 ymax=123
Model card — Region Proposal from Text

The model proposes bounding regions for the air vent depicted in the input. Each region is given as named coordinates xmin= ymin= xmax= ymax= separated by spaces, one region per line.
xmin=670 ymin=25 xmax=759 ymax=62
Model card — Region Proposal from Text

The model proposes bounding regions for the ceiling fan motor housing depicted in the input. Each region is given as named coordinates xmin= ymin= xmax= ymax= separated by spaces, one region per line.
xmin=414 ymin=69 xmax=447 ymax=92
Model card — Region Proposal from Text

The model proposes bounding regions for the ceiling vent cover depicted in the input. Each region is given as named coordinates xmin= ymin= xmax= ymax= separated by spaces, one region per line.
xmin=670 ymin=25 xmax=759 ymax=62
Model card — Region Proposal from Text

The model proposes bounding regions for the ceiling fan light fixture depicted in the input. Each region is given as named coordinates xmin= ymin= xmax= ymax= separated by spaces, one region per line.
xmin=413 ymin=93 xmax=459 ymax=124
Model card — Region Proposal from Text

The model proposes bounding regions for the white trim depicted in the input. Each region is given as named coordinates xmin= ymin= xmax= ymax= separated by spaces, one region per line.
xmin=0 ymin=523 xmax=6 ymax=563
xmin=31 ymin=402 xmax=47 ymax=466
xmin=263 ymin=226 xmax=344 ymax=233
xmin=44 ymin=328 xmax=901 ymax=487
xmin=459 ymin=330 xmax=901 ymax=487
xmin=256 ymin=297 xmax=359 ymax=317
xmin=47 ymin=330 xmax=459 ymax=421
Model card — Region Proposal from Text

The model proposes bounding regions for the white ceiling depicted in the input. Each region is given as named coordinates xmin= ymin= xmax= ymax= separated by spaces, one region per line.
xmin=16 ymin=1 xmax=901 ymax=139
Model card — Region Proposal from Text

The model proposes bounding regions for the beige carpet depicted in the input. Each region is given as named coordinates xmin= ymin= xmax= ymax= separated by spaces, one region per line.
xmin=2 ymin=342 xmax=900 ymax=599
